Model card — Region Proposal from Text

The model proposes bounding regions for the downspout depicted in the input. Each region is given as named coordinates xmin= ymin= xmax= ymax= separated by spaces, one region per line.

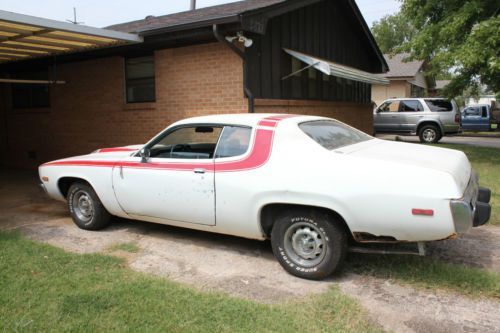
xmin=213 ymin=24 xmax=255 ymax=113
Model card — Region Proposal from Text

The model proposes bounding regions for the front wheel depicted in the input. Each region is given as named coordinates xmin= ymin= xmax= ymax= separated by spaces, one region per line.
xmin=418 ymin=124 xmax=441 ymax=144
xmin=271 ymin=210 xmax=347 ymax=280
xmin=67 ymin=182 xmax=111 ymax=230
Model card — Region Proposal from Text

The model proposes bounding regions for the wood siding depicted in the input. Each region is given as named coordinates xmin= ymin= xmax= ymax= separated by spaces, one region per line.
xmin=246 ymin=0 xmax=381 ymax=103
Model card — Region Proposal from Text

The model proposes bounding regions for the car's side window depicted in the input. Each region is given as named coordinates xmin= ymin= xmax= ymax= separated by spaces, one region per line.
xmin=149 ymin=126 xmax=222 ymax=159
xmin=215 ymin=126 xmax=252 ymax=158
xmin=464 ymin=107 xmax=480 ymax=117
xmin=399 ymin=100 xmax=424 ymax=112
xmin=481 ymin=106 xmax=488 ymax=118
xmin=379 ymin=101 xmax=399 ymax=112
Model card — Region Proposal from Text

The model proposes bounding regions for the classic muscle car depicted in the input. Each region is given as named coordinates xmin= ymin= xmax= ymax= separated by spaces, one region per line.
xmin=39 ymin=114 xmax=491 ymax=280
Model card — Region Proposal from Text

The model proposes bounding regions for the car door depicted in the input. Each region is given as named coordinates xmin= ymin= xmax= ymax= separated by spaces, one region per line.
xmin=112 ymin=125 xmax=223 ymax=226
xmin=461 ymin=107 xmax=481 ymax=130
xmin=374 ymin=100 xmax=401 ymax=132
xmin=399 ymin=99 xmax=425 ymax=132
xmin=478 ymin=105 xmax=491 ymax=131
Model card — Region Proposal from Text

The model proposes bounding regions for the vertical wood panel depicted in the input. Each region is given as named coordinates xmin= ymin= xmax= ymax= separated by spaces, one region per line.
xmin=247 ymin=0 xmax=381 ymax=103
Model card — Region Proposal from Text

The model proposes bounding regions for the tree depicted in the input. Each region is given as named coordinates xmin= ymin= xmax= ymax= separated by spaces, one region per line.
xmin=399 ymin=0 xmax=500 ymax=97
xmin=371 ymin=13 xmax=417 ymax=54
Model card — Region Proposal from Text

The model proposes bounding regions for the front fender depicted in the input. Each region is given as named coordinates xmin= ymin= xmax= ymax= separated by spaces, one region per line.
xmin=38 ymin=165 xmax=126 ymax=217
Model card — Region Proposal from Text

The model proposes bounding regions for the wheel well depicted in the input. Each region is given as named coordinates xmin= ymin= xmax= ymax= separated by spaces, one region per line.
xmin=260 ymin=203 xmax=352 ymax=239
xmin=417 ymin=121 xmax=441 ymax=135
xmin=58 ymin=177 xmax=90 ymax=198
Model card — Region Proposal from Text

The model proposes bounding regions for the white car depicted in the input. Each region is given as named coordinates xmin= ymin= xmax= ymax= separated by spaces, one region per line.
xmin=39 ymin=114 xmax=491 ymax=279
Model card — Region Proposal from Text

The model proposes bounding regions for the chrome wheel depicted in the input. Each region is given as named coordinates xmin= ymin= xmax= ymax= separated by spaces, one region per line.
xmin=422 ymin=128 xmax=437 ymax=143
xmin=283 ymin=222 xmax=327 ymax=268
xmin=73 ymin=190 xmax=94 ymax=223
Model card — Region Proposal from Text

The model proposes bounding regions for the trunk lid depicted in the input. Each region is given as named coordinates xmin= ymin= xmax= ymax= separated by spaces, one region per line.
xmin=337 ymin=139 xmax=471 ymax=193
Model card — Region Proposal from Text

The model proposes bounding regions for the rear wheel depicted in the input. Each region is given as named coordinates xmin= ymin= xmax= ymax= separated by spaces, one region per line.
xmin=418 ymin=124 xmax=441 ymax=144
xmin=67 ymin=182 xmax=111 ymax=230
xmin=271 ymin=209 xmax=347 ymax=280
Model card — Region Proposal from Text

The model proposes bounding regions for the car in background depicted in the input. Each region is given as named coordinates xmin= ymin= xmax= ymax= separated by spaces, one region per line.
xmin=374 ymin=98 xmax=461 ymax=143
xmin=461 ymin=104 xmax=500 ymax=131
xmin=39 ymin=114 xmax=490 ymax=280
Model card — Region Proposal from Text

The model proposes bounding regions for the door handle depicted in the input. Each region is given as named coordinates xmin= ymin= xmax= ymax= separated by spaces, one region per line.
xmin=194 ymin=168 xmax=206 ymax=174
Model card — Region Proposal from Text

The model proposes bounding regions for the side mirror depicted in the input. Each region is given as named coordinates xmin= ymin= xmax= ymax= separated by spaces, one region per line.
xmin=140 ymin=148 xmax=150 ymax=163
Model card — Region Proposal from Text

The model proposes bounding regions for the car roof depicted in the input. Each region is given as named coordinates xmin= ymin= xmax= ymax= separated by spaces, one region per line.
xmin=172 ymin=113 xmax=325 ymax=127
xmin=383 ymin=97 xmax=450 ymax=101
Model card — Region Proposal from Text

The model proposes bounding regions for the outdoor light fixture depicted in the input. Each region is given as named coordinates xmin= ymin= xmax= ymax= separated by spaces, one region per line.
xmin=225 ymin=31 xmax=253 ymax=48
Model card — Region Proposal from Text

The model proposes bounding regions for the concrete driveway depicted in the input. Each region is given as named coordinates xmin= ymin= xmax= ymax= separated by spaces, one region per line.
xmin=377 ymin=134 xmax=500 ymax=148
xmin=1 ymin=168 xmax=500 ymax=333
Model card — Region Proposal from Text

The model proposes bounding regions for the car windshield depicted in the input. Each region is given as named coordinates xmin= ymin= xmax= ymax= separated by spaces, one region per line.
xmin=299 ymin=120 xmax=372 ymax=150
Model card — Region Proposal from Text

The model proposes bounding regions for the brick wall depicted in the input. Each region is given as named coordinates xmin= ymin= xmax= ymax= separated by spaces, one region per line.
xmin=1 ymin=43 xmax=246 ymax=168
xmin=1 ymin=41 xmax=373 ymax=169
xmin=255 ymin=99 xmax=374 ymax=134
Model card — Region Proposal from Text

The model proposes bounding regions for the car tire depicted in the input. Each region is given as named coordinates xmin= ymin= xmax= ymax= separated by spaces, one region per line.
xmin=271 ymin=209 xmax=347 ymax=280
xmin=67 ymin=182 xmax=111 ymax=230
xmin=418 ymin=124 xmax=441 ymax=144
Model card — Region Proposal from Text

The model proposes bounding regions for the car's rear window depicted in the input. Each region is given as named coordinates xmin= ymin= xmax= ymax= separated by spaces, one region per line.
xmin=425 ymin=99 xmax=454 ymax=112
xmin=299 ymin=120 xmax=372 ymax=150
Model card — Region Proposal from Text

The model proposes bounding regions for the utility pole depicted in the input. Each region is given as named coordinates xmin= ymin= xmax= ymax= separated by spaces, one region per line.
xmin=190 ymin=0 xmax=196 ymax=10
xmin=66 ymin=7 xmax=84 ymax=25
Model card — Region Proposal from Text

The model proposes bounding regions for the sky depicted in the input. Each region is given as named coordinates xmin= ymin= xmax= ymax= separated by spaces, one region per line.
xmin=1 ymin=0 xmax=400 ymax=29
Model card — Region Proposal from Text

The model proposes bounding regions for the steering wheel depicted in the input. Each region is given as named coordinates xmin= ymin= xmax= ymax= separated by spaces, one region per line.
xmin=170 ymin=144 xmax=191 ymax=157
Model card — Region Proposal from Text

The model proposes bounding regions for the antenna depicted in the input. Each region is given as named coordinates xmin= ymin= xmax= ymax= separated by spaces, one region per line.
xmin=66 ymin=7 xmax=84 ymax=25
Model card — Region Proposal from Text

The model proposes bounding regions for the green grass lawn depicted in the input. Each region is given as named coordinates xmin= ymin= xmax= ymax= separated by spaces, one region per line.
xmin=0 ymin=232 xmax=380 ymax=333
xmin=437 ymin=144 xmax=499 ymax=225
xmin=108 ymin=242 xmax=140 ymax=253
xmin=344 ymin=254 xmax=500 ymax=299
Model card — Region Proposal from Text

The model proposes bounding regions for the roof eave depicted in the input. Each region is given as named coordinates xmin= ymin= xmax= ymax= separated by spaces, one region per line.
xmin=139 ymin=15 xmax=240 ymax=37
xmin=346 ymin=0 xmax=388 ymax=73
xmin=0 ymin=10 xmax=143 ymax=42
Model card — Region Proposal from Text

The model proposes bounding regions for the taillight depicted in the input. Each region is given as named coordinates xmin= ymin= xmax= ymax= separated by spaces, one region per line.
xmin=455 ymin=114 xmax=460 ymax=123
xmin=412 ymin=208 xmax=434 ymax=216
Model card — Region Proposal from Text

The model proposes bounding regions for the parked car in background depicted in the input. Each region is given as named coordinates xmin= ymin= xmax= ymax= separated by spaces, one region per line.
xmin=374 ymin=98 xmax=461 ymax=143
xmin=461 ymin=104 xmax=500 ymax=131
xmin=39 ymin=114 xmax=490 ymax=280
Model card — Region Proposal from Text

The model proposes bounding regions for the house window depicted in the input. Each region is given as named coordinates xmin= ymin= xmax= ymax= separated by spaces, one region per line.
xmin=410 ymin=84 xmax=425 ymax=98
xmin=125 ymin=55 xmax=156 ymax=103
xmin=11 ymin=71 xmax=50 ymax=109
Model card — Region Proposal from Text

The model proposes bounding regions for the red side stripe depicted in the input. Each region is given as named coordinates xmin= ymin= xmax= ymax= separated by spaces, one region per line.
xmin=42 ymin=115 xmax=295 ymax=172
xmin=97 ymin=148 xmax=138 ymax=153
xmin=258 ymin=120 xmax=278 ymax=127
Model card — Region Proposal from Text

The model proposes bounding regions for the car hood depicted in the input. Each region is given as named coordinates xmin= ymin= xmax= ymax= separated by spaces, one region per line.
xmin=337 ymin=139 xmax=471 ymax=193
xmin=40 ymin=145 xmax=143 ymax=167
xmin=92 ymin=145 xmax=142 ymax=155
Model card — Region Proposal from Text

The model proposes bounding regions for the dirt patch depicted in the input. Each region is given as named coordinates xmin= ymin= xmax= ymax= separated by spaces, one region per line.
xmin=338 ymin=274 xmax=500 ymax=333
xmin=2 ymin=168 xmax=500 ymax=332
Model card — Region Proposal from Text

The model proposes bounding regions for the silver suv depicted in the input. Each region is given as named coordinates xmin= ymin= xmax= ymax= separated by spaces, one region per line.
xmin=374 ymin=98 xmax=460 ymax=143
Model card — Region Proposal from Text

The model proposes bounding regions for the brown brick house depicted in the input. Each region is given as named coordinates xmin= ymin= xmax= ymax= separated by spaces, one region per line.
xmin=0 ymin=0 xmax=387 ymax=168
xmin=371 ymin=53 xmax=434 ymax=106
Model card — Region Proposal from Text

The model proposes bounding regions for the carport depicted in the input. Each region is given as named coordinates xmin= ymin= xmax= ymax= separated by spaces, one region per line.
xmin=0 ymin=10 xmax=142 ymax=166
xmin=0 ymin=10 xmax=142 ymax=77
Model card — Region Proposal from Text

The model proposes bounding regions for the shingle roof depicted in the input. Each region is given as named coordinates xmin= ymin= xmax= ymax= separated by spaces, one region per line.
xmin=382 ymin=53 xmax=424 ymax=78
xmin=435 ymin=80 xmax=451 ymax=90
xmin=106 ymin=0 xmax=285 ymax=34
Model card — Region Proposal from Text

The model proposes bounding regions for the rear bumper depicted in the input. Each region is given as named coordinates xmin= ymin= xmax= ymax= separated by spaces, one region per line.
xmin=39 ymin=182 xmax=48 ymax=194
xmin=473 ymin=188 xmax=491 ymax=227
xmin=450 ymin=172 xmax=491 ymax=233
